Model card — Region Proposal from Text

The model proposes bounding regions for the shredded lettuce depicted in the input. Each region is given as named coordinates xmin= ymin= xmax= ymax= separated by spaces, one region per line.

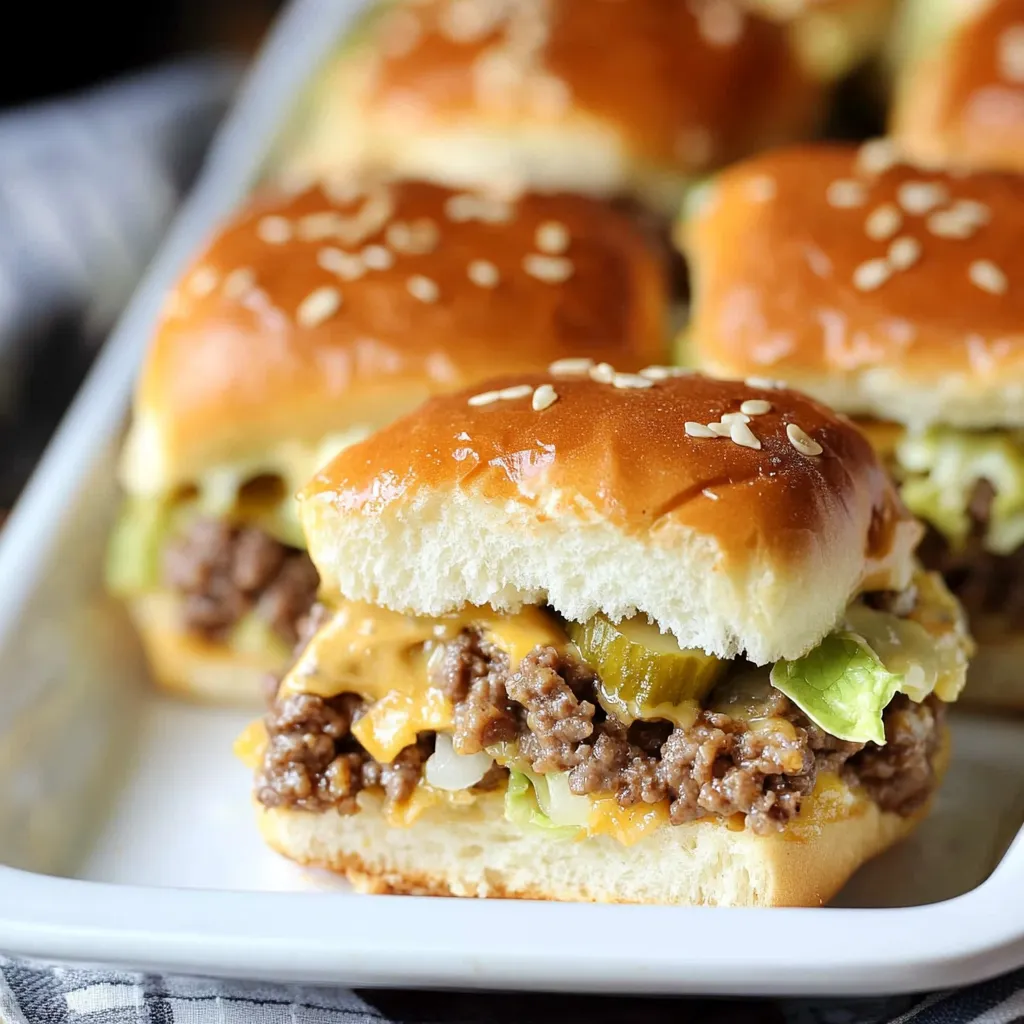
xmin=504 ymin=771 xmax=586 ymax=840
xmin=896 ymin=428 xmax=1024 ymax=554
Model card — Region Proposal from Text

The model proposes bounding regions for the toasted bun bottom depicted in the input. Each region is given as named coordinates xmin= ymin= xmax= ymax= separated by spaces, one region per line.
xmin=128 ymin=593 xmax=281 ymax=706
xmin=256 ymin=768 xmax=939 ymax=907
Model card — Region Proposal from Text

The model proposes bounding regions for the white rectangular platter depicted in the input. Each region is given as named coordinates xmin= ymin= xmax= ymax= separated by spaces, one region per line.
xmin=0 ymin=0 xmax=1023 ymax=997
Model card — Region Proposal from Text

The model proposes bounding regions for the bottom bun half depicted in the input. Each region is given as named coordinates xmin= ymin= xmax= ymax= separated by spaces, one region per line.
xmin=255 ymin=752 xmax=946 ymax=907
xmin=128 ymin=593 xmax=281 ymax=706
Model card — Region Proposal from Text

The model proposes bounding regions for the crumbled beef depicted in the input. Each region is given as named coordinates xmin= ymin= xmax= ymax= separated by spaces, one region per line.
xmin=846 ymin=695 xmax=944 ymax=815
xmin=506 ymin=647 xmax=598 ymax=773
xmin=256 ymin=691 xmax=432 ymax=813
xmin=441 ymin=640 xmax=942 ymax=835
xmin=163 ymin=518 xmax=319 ymax=645
xmin=255 ymin=634 xmax=944 ymax=832
xmin=434 ymin=631 xmax=518 ymax=753
xmin=916 ymin=478 xmax=1024 ymax=629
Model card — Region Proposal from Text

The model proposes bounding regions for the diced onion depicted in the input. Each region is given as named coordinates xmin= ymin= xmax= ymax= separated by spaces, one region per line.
xmin=425 ymin=734 xmax=494 ymax=791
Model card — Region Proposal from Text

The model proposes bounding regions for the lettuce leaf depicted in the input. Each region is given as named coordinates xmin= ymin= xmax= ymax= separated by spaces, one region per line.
xmin=769 ymin=632 xmax=901 ymax=746
xmin=504 ymin=771 xmax=585 ymax=840
xmin=896 ymin=428 xmax=1024 ymax=554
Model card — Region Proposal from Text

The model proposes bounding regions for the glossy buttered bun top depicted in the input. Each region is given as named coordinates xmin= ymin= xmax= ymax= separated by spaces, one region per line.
xmin=275 ymin=0 xmax=822 ymax=211
xmin=300 ymin=367 xmax=919 ymax=664
xmin=684 ymin=142 xmax=1024 ymax=428
xmin=891 ymin=0 xmax=1024 ymax=174
xmin=122 ymin=178 xmax=666 ymax=495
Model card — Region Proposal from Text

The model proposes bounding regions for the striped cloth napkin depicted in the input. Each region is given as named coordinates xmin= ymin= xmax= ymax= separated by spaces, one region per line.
xmin=0 ymin=52 xmax=1023 ymax=1024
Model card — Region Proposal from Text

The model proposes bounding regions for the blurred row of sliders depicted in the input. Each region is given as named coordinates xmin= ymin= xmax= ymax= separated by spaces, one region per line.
xmin=105 ymin=0 xmax=1024 ymax=906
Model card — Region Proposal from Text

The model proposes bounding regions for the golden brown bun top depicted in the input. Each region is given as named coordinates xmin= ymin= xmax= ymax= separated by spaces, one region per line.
xmin=303 ymin=368 xmax=915 ymax=593
xmin=685 ymin=142 xmax=1024 ymax=427
xmin=126 ymin=178 xmax=666 ymax=494
xmin=352 ymin=0 xmax=818 ymax=175
xmin=892 ymin=0 xmax=1024 ymax=173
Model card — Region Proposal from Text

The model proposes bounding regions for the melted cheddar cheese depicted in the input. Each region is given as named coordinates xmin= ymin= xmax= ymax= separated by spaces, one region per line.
xmin=280 ymin=600 xmax=567 ymax=763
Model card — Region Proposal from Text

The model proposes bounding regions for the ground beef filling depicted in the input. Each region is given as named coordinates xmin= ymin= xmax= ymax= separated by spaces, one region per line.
xmin=257 ymin=630 xmax=944 ymax=833
xmin=917 ymin=479 xmax=1024 ymax=631
xmin=163 ymin=518 xmax=319 ymax=645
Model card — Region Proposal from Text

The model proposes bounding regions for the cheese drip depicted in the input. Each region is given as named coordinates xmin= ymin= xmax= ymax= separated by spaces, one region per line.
xmin=280 ymin=600 xmax=567 ymax=762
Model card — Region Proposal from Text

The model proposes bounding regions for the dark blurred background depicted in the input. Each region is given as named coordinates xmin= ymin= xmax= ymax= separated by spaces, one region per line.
xmin=0 ymin=1 xmax=284 ymax=108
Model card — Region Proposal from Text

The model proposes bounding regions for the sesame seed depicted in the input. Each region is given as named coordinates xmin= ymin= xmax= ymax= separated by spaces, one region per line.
xmin=826 ymin=179 xmax=868 ymax=209
xmin=787 ymin=423 xmax=823 ymax=456
xmin=707 ymin=422 xmax=733 ymax=437
xmin=297 ymin=285 xmax=342 ymax=327
xmin=407 ymin=274 xmax=440 ymax=303
xmin=257 ymin=216 xmax=292 ymax=244
xmin=188 ymin=266 xmax=219 ymax=297
xmin=968 ymin=259 xmax=1008 ymax=295
xmin=499 ymin=384 xmax=533 ymax=400
xmin=897 ymin=181 xmax=948 ymax=216
xmin=888 ymin=236 xmax=921 ymax=271
xmin=318 ymin=247 xmax=365 ymax=280
xmin=223 ymin=267 xmax=256 ymax=299
xmin=953 ymin=199 xmax=991 ymax=226
xmin=550 ymin=357 xmax=593 ymax=376
xmin=702 ymin=488 xmax=720 ymax=501
xmin=527 ymin=74 xmax=572 ymax=119
xmin=362 ymin=245 xmax=395 ymax=271
xmin=999 ymin=24 xmax=1024 ymax=83
xmin=639 ymin=365 xmax=672 ymax=380
xmin=439 ymin=0 xmax=501 ymax=42
xmin=719 ymin=411 xmax=751 ymax=425
xmin=740 ymin=399 xmax=772 ymax=416
xmin=852 ymin=258 xmax=892 ymax=291
xmin=523 ymin=253 xmax=574 ymax=283
xmin=696 ymin=0 xmax=745 ymax=48
xmin=926 ymin=210 xmax=976 ymax=240
xmin=298 ymin=212 xmax=345 ymax=241
xmin=745 ymin=376 xmax=785 ymax=389
xmin=730 ymin=421 xmax=761 ymax=450
xmin=857 ymin=138 xmax=900 ymax=176
xmin=532 ymin=384 xmax=558 ymax=411
xmin=386 ymin=218 xmax=439 ymax=255
xmin=323 ymin=176 xmax=363 ymax=207
xmin=468 ymin=390 xmax=500 ymax=407
xmin=865 ymin=204 xmax=902 ymax=241
xmin=468 ymin=259 xmax=500 ymax=288
xmin=745 ymin=175 xmax=776 ymax=203
xmin=590 ymin=362 xmax=615 ymax=383
xmin=535 ymin=221 xmax=570 ymax=255
xmin=612 ymin=373 xmax=654 ymax=390
xmin=445 ymin=192 xmax=513 ymax=225
xmin=685 ymin=422 xmax=717 ymax=438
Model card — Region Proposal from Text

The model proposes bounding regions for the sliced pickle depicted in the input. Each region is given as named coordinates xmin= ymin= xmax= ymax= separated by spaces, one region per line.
xmin=567 ymin=614 xmax=726 ymax=725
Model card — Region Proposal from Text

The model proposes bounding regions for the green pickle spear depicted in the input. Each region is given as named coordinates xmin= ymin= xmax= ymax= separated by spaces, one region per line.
xmin=567 ymin=614 xmax=727 ymax=725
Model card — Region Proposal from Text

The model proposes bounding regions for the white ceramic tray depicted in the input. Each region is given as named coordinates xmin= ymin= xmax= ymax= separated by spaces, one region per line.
xmin=1 ymin=0 xmax=1024 ymax=996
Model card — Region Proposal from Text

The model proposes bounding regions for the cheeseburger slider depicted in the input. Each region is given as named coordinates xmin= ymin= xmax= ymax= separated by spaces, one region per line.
xmin=240 ymin=368 xmax=970 ymax=906
xmin=890 ymin=0 xmax=1024 ymax=173
xmin=682 ymin=141 xmax=1023 ymax=705
xmin=107 ymin=179 xmax=667 ymax=703
xmin=272 ymin=0 xmax=830 ymax=218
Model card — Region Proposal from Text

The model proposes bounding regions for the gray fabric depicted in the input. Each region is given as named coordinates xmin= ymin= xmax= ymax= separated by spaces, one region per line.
xmin=3 ymin=957 xmax=1024 ymax=1023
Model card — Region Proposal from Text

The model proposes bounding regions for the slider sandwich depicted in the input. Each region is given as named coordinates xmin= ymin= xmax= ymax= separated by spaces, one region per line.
xmin=240 ymin=368 xmax=970 ymax=906
xmin=890 ymin=0 xmax=1024 ymax=173
xmin=683 ymin=141 xmax=1022 ymax=706
xmin=107 ymin=179 xmax=667 ymax=703
xmin=273 ymin=0 xmax=835 ymax=218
